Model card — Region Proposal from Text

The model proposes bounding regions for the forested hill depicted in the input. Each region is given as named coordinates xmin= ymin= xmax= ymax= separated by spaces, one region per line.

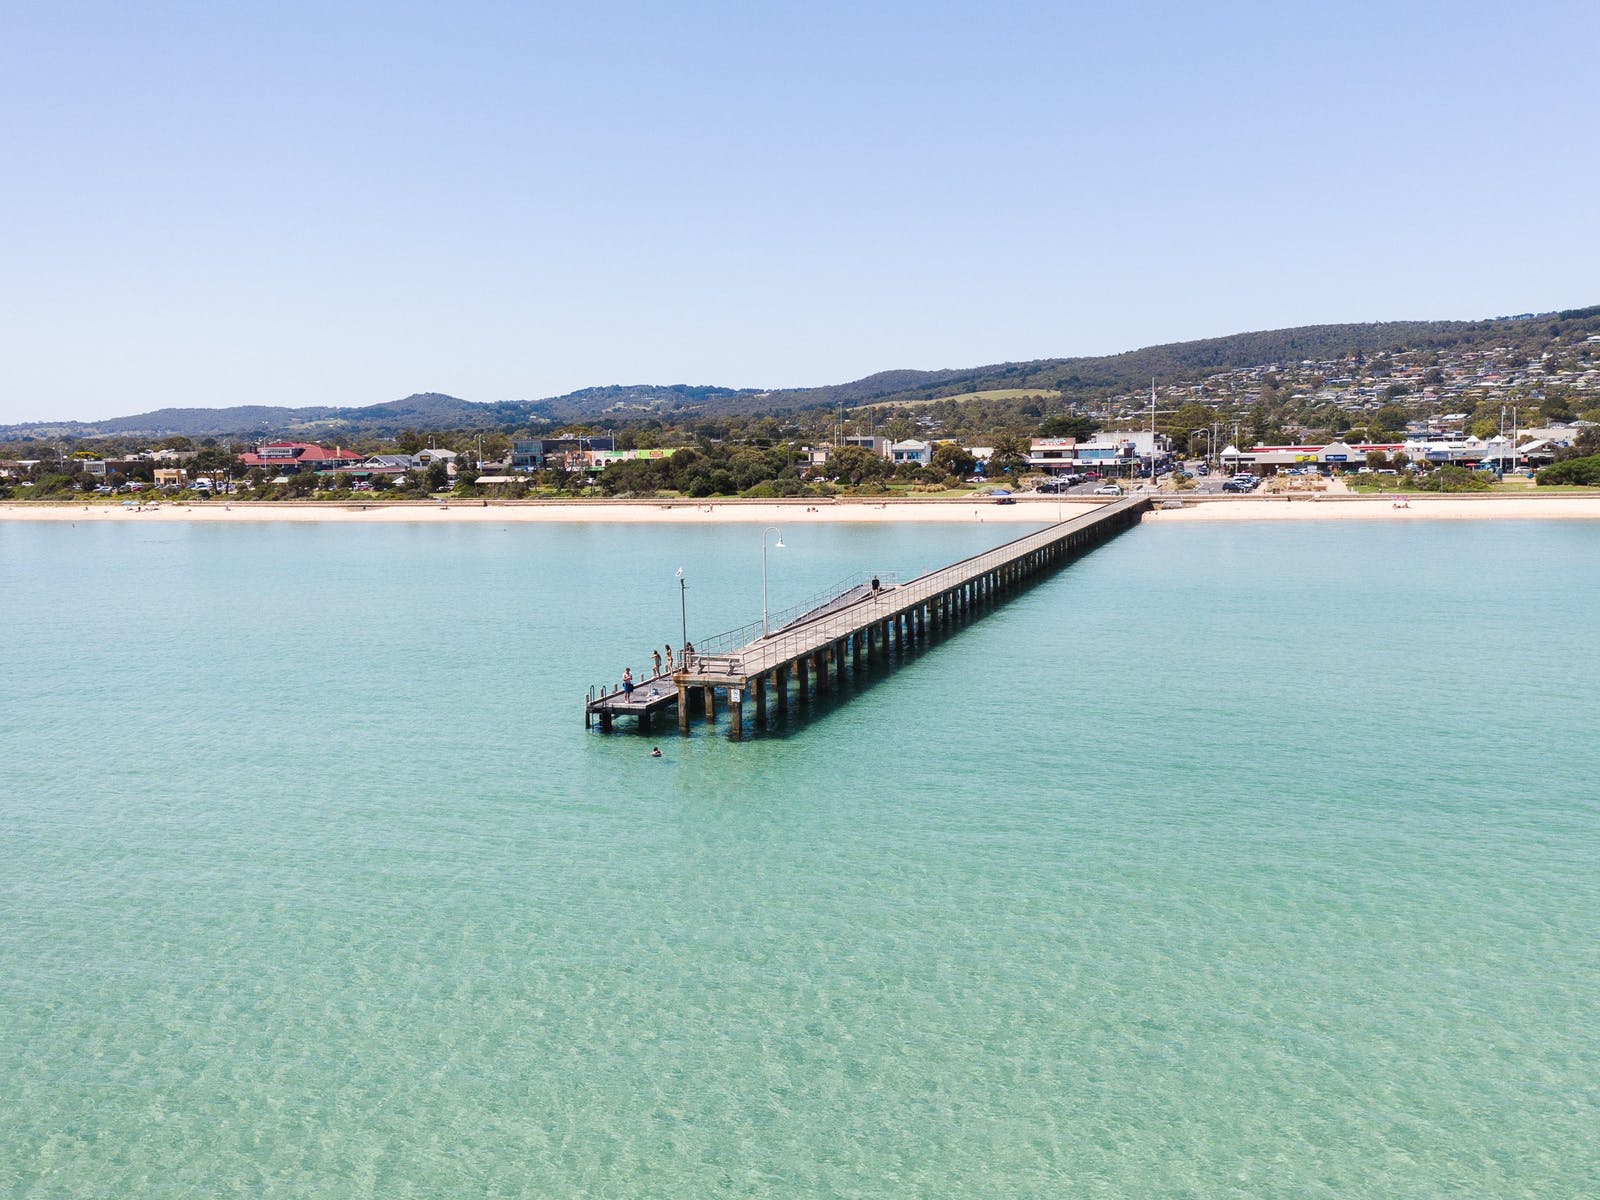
xmin=745 ymin=309 xmax=1600 ymax=414
xmin=6 ymin=307 xmax=1596 ymax=440
xmin=1 ymin=386 xmax=753 ymax=440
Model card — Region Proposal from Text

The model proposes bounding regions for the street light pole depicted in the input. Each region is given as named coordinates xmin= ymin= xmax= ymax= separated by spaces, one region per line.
xmin=761 ymin=527 xmax=785 ymax=638
xmin=676 ymin=567 xmax=687 ymax=663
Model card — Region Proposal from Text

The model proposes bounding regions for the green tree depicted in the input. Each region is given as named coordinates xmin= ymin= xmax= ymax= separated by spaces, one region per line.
xmin=1370 ymin=404 xmax=1411 ymax=437
xmin=930 ymin=442 xmax=976 ymax=479
xmin=1162 ymin=402 xmax=1217 ymax=448
xmin=1540 ymin=392 xmax=1575 ymax=422
xmin=986 ymin=432 xmax=1030 ymax=476
xmin=828 ymin=445 xmax=891 ymax=486
xmin=1039 ymin=414 xmax=1097 ymax=439
xmin=1247 ymin=403 xmax=1282 ymax=445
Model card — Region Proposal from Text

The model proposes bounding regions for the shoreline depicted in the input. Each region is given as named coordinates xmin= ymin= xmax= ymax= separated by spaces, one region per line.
xmin=5 ymin=493 xmax=1600 ymax=524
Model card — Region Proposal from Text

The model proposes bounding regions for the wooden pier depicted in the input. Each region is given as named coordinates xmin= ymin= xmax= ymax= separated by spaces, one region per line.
xmin=586 ymin=495 xmax=1150 ymax=738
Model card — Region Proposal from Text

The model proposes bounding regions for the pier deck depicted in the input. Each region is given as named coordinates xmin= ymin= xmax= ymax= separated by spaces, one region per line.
xmin=586 ymin=494 xmax=1150 ymax=737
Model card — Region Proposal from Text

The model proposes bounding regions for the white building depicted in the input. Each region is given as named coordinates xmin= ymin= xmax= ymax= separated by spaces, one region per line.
xmin=889 ymin=439 xmax=932 ymax=467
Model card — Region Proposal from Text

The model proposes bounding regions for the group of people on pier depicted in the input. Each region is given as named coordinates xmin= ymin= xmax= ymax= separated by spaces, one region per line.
xmin=623 ymin=641 xmax=696 ymax=699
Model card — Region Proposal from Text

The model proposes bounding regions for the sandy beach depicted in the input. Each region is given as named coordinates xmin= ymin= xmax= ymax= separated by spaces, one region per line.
xmin=5 ymin=494 xmax=1600 ymax=524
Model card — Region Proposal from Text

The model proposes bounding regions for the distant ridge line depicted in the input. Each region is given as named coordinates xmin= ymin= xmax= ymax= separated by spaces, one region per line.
xmin=5 ymin=307 xmax=1596 ymax=440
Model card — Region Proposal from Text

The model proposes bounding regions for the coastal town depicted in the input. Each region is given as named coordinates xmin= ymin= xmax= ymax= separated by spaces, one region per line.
xmin=2 ymin=418 xmax=1593 ymax=503
xmin=5 ymin=324 xmax=1599 ymax=504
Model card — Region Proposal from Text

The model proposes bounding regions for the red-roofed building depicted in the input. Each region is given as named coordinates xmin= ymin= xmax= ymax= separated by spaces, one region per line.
xmin=235 ymin=442 xmax=366 ymax=475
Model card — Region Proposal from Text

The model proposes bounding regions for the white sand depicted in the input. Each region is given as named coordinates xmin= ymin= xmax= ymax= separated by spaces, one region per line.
xmin=5 ymin=494 xmax=1600 ymax=524
xmin=0 ymin=498 xmax=1097 ymax=524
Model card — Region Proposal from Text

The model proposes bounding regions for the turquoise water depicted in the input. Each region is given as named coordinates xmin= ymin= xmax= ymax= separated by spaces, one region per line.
xmin=3 ymin=517 xmax=1597 ymax=1197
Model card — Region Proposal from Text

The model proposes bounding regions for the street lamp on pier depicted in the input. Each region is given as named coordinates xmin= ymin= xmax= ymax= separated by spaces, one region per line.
xmin=761 ymin=527 xmax=785 ymax=638
xmin=676 ymin=567 xmax=687 ymax=664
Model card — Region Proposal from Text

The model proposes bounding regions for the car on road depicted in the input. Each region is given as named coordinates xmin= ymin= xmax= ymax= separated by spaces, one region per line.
xmin=1092 ymin=483 xmax=1122 ymax=496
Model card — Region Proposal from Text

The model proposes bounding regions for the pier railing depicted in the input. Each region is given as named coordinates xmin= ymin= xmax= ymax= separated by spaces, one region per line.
xmin=589 ymin=496 xmax=1150 ymax=733
xmin=686 ymin=572 xmax=900 ymax=659
xmin=694 ymin=500 xmax=1142 ymax=680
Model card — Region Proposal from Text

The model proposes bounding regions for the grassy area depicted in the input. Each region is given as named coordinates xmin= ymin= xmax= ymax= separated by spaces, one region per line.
xmin=1339 ymin=472 xmax=1594 ymax=495
xmin=880 ymin=482 xmax=991 ymax=499
xmin=926 ymin=389 xmax=1060 ymax=405
xmin=853 ymin=388 xmax=1059 ymax=411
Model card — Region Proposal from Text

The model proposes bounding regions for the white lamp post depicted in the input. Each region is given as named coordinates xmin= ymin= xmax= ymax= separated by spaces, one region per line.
xmin=761 ymin=527 xmax=785 ymax=638
xmin=676 ymin=567 xmax=687 ymax=663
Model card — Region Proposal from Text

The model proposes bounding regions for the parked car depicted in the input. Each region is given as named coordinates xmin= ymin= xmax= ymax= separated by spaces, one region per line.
xmin=1092 ymin=483 xmax=1122 ymax=496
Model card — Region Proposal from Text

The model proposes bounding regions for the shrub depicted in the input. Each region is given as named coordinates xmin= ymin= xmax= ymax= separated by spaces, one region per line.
xmin=1416 ymin=466 xmax=1491 ymax=493
xmin=1537 ymin=455 xmax=1600 ymax=486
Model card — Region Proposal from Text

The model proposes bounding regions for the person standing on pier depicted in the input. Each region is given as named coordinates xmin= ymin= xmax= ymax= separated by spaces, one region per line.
xmin=652 ymin=648 xmax=663 ymax=676
xmin=664 ymin=644 xmax=674 ymax=672
xmin=622 ymin=667 xmax=634 ymax=698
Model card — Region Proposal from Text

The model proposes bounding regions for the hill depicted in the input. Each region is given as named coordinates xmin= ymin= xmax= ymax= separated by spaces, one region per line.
xmin=4 ymin=307 xmax=1596 ymax=442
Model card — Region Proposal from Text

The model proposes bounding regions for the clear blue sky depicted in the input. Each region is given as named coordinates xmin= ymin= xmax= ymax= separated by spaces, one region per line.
xmin=3 ymin=0 xmax=1596 ymax=425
